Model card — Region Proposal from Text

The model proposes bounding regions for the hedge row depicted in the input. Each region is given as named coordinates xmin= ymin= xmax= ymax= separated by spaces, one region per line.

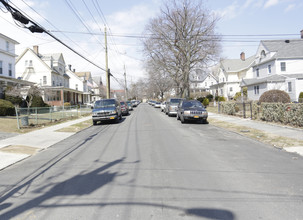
xmin=219 ymin=101 xmax=303 ymax=127
xmin=261 ymin=103 xmax=303 ymax=127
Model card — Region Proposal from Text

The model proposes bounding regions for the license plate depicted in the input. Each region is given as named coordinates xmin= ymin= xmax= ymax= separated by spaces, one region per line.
xmin=110 ymin=117 xmax=115 ymax=119
xmin=194 ymin=116 xmax=199 ymax=118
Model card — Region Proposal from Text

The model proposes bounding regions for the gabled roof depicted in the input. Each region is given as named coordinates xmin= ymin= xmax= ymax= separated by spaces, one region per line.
xmin=75 ymin=72 xmax=92 ymax=81
xmin=221 ymin=55 xmax=255 ymax=72
xmin=261 ymin=39 xmax=303 ymax=59
xmin=240 ymin=74 xmax=303 ymax=87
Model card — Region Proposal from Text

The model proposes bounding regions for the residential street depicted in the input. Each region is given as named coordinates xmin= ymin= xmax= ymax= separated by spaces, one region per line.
xmin=0 ymin=103 xmax=303 ymax=220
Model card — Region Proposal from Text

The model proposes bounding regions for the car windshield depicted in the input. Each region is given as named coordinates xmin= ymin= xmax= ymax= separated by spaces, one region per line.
xmin=183 ymin=101 xmax=203 ymax=108
xmin=170 ymin=99 xmax=181 ymax=104
xmin=94 ymin=99 xmax=115 ymax=108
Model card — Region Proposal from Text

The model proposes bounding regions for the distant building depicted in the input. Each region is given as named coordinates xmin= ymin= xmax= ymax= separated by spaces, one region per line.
xmin=210 ymin=53 xmax=255 ymax=100
xmin=190 ymin=68 xmax=218 ymax=97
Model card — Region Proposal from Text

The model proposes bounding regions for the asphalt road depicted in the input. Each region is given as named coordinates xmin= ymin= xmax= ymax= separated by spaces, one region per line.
xmin=0 ymin=103 xmax=303 ymax=220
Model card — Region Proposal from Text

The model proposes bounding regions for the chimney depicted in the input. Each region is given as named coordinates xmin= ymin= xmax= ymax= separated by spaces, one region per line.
xmin=301 ymin=30 xmax=303 ymax=39
xmin=68 ymin=64 xmax=72 ymax=71
xmin=240 ymin=52 xmax=245 ymax=61
xmin=33 ymin=45 xmax=39 ymax=55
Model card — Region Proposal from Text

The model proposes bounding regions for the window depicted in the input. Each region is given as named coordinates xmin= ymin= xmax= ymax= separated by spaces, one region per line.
xmin=288 ymin=82 xmax=292 ymax=92
xmin=76 ymin=84 xmax=78 ymax=90
xmin=29 ymin=60 xmax=33 ymax=66
xmin=8 ymin=63 xmax=12 ymax=76
xmin=230 ymin=87 xmax=233 ymax=92
xmin=281 ymin=62 xmax=286 ymax=71
xmin=0 ymin=61 xmax=2 ymax=74
xmin=254 ymin=86 xmax=259 ymax=95
xmin=43 ymin=76 xmax=47 ymax=85
xmin=260 ymin=50 xmax=266 ymax=58
xmin=256 ymin=68 xmax=259 ymax=77
xmin=6 ymin=41 xmax=9 ymax=51
xmin=205 ymin=82 xmax=207 ymax=86
xmin=268 ymin=65 xmax=271 ymax=74
xmin=25 ymin=60 xmax=28 ymax=67
xmin=53 ymin=81 xmax=55 ymax=86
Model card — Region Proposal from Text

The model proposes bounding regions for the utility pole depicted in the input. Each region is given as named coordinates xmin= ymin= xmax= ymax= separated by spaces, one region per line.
xmin=124 ymin=64 xmax=128 ymax=100
xmin=105 ymin=26 xmax=110 ymax=98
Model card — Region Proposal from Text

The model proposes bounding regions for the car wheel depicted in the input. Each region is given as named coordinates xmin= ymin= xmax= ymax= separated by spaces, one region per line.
xmin=180 ymin=116 xmax=185 ymax=124
xmin=93 ymin=120 xmax=97 ymax=125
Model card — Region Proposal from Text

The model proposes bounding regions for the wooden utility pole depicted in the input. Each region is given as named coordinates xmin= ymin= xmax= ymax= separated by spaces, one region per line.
xmin=105 ymin=26 xmax=110 ymax=98
xmin=124 ymin=64 xmax=128 ymax=100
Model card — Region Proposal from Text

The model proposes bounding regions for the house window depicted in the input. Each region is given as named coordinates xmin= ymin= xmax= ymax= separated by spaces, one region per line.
xmin=288 ymin=82 xmax=292 ymax=92
xmin=0 ymin=61 xmax=2 ymax=74
xmin=268 ymin=65 xmax=271 ymax=74
xmin=8 ymin=63 xmax=12 ymax=76
xmin=220 ymin=89 xmax=223 ymax=95
xmin=281 ymin=62 xmax=286 ymax=71
xmin=230 ymin=87 xmax=233 ymax=92
xmin=76 ymin=84 xmax=78 ymax=90
xmin=25 ymin=60 xmax=28 ymax=66
xmin=53 ymin=81 xmax=55 ymax=86
xmin=29 ymin=60 xmax=33 ymax=66
xmin=256 ymin=68 xmax=259 ymax=77
xmin=254 ymin=86 xmax=259 ymax=95
xmin=205 ymin=82 xmax=207 ymax=86
xmin=43 ymin=76 xmax=47 ymax=85
xmin=6 ymin=41 xmax=9 ymax=51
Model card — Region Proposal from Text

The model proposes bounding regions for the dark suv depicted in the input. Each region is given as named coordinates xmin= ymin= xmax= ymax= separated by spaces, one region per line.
xmin=92 ymin=99 xmax=122 ymax=125
xmin=177 ymin=100 xmax=208 ymax=124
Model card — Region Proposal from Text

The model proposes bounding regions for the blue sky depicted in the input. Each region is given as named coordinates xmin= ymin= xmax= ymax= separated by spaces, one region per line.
xmin=1 ymin=0 xmax=302 ymax=88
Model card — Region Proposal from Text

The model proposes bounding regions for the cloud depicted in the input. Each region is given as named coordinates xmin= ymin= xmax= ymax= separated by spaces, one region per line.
xmin=213 ymin=2 xmax=239 ymax=20
xmin=264 ymin=0 xmax=279 ymax=8
xmin=284 ymin=3 xmax=295 ymax=12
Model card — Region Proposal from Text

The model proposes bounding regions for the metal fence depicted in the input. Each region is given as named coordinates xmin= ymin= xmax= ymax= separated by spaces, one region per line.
xmin=15 ymin=105 xmax=92 ymax=129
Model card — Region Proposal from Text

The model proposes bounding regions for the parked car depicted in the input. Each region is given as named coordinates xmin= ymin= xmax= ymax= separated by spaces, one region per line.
xmin=154 ymin=101 xmax=161 ymax=108
xmin=161 ymin=101 xmax=166 ymax=112
xmin=120 ymin=101 xmax=129 ymax=116
xmin=126 ymin=101 xmax=133 ymax=111
xmin=92 ymin=99 xmax=122 ymax=125
xmin=177 ymin=100 xmax=208 ymax=124
xmin=166 ymin=98 xmax=184 ymax=116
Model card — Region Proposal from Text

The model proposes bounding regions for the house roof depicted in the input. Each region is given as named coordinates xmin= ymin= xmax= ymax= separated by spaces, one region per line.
xmin=240 ymin=74 xmax=303 ymax=87
xmin=261 ymin=39 xmax=303 ymax=59
xmin=0 ymin=33 xmax=19 ymax=44
xmin=221 ymin=55 xmax=255 ymax=72
xmin=75 ymin=72 xmax=92 ymax=81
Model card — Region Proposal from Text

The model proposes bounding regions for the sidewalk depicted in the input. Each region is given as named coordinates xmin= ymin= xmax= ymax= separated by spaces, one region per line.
xmin=0 ymin=116 xmax=92 ymax=170
xmin=208 ymin=112 xmax=303 ymax=156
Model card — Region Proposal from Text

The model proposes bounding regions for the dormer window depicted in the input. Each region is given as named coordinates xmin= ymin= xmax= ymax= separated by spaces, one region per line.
xmin=261 ymin=50 xmax=266 ymax=59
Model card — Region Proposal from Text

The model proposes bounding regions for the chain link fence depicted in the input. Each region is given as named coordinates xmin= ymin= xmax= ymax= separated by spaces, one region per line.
xmin=15 ymin=105 xmax=92 ymax=129
xmin=218 ymin=101 xmax=253 ymax=119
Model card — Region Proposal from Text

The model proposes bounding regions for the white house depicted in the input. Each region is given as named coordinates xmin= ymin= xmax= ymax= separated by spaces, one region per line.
xmin=92 ymin=76 xmax=105 ymax=101
xmin=241 ymin=33 xmax=303 ymax=102
xmin=190 ymin=68 xmax=218 ymax=97
xmin=0 ymin=33 xmax=30 ymax=98
xmin=210 ymin=53 xmax=255 ymax=100
xmin=15 ymin=46 xmax=79 ymax=106
xmin=75 ymin=71 xmax=94 ymax=103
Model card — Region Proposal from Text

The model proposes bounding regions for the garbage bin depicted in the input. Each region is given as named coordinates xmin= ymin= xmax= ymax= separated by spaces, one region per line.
xmin=21 ymin=116 xmax=29 ymax=126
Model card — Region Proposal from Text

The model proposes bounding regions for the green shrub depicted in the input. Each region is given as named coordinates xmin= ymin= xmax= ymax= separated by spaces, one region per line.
xmin=202 ymin=98 xmax=209 ymax=107
xmin=259 ymin=90 xmax=290 ymax=103
xmin=206 ymin=94 xmax=213 ymax=102
xmin=64 ymin=102 xmax=71 ymax=107
xmin=218 ymin=96 xmax=226 ymax=102
xmin=0 ymin=99 xmax=15 ymax=116
xmin=299 ymin=92 xmax=303 ymax=103
xmin=197 ymin=97 xmax=205 ymax=103
xmin=31 ymin=96 xmax=49 ymax=107
xmin=5 ymin=95 xmax=23 ymax=106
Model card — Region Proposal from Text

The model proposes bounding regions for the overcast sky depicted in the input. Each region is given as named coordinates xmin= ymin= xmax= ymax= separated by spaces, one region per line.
xmin=1 ymin=0 xmax=302 ymax=88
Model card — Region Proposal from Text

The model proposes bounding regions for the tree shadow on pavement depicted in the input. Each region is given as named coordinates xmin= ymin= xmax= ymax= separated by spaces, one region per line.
xmin=0 ymin=158 xmax=126 ymax=219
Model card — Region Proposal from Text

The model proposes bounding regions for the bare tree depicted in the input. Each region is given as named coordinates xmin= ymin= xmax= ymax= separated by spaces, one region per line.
xmin=143 ymin=0 xmax=221 ymax=98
